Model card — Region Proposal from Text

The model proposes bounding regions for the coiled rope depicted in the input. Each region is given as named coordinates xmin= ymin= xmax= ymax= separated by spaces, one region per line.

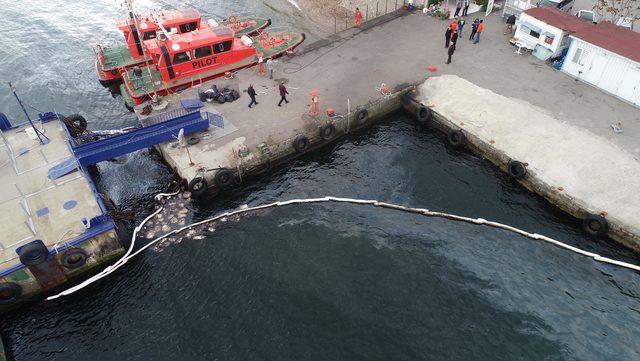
xmin=47 ymin=194 xmax=640 ymax=301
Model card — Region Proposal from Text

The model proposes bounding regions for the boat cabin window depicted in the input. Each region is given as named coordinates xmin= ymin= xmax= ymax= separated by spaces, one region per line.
xmin=142 ymin=31 xmax=157 ymax=41
xmin=173 ymin=51 xmax=191 ymax=64
xmin=194 ymin=45 xmax=213 ymax=59
xmin=213 ymin=40 xmax=233 ymax=54
xmin=179 ymin=22 xmax=198 ymax=33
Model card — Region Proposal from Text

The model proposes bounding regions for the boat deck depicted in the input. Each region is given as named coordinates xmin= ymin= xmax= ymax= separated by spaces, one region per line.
xmin=122 ymin=32 xmax=304 ymax=99
xmin=101 ymin=45 xmax=141 ymax=69
xmin=0 ymin=118 xmax=104 ymax=272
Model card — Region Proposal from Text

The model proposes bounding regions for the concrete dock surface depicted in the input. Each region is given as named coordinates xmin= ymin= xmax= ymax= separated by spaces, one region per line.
xmin=419 ymin=75 xmax=640 ymax=248
xmin=137 ymin=11 xmax=639 ymax=247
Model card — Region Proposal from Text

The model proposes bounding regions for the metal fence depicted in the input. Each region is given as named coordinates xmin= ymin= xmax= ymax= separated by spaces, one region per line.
xmin=332 ymin=0 xmax=408 ymax=33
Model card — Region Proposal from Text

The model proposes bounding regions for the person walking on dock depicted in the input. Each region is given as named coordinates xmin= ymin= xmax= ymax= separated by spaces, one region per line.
xmin=248 ymin=85 xmax=258 ymax=108
xmin=446 ymin=44 xmax=456 ymax=64
xmin=445 ymin=26 xmax=452 ymax=48
xmin=355 ymin=7 xmax=363 ymax=28
xmin=458 ymin=17 xmax=466 ymax=37
xmin=469 ymin=18 xmax=479 ymax=41
xmin=278 ymin=82 xmax=289 ymax=106
xmin=454 ymin=0 xmax=462 ymax=17
xmin=462 ymin=0 xmax=470 ymax=16
xmin=451 ymin=29 xmax=458 ymax=46
xmin=473 ymin=19 xmax=484 ymax=44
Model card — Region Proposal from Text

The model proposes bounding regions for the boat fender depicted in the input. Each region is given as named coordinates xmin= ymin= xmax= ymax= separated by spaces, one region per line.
xmin=0 ymin=282 xmax=22 ymax=305
xmin=507 ymin=160 xmax=527 ymax=179
xmin=211 ymin=84 xmax=219 ymax=92
xmin=319 ymin=123 xmax=336 ymax=140
xmin=355 ymin=108 xmax=369 ymax=125
xmin=293 ymin=134 xmax=309 ymax=153
xmin=582 ymin=214 xmax=608 ymax=237
xmin=416 ymin=106 xmax=431 ymax=124
xmin=61 ymin=248 xmax=88 ymax=269
xmin=124 ymin=101 xmax=134 ymax=112
xmin=64 ymin=114 xmax=88 ymax=137
xmin=187 ymin=136 xmax=200 ymax=146
xmin=214 ymin=168 xmax=235 ymax=189
xmin=216 ymin=95 xmax=227 ymax=104
xmin=18 ymin=241 xmax=49 ymax=266
xmin=447 ymin=129 xmax=466 ymax=148
xmin=402 ymin=92 xmax=417 ymax=106
xmin=231 ymin=89 xmax=240 ymax=100
xmin=188 ymin=177 xmax=209 ymax=197
xmin=224 ymin=93 xmax=235 ymax=103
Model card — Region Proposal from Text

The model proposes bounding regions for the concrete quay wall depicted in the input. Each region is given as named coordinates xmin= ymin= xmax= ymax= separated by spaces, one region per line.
xmin=404 ymin=76 xmax=640 ymax=251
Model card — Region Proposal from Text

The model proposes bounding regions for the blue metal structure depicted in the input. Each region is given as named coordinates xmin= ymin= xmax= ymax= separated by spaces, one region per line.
xmin=71 ymin=108 xmax=209 ymax=167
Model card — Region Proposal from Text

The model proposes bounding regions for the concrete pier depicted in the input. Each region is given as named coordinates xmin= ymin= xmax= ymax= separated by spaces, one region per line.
xmin=133 ymin=11 xmax=640 ymax=249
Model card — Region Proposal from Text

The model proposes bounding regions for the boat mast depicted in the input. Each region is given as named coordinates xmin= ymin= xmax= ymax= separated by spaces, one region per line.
xmin=124 ymin=0 xmax=156 ymax=95
xmin=8 ymin=82 xmax=49 ymax=144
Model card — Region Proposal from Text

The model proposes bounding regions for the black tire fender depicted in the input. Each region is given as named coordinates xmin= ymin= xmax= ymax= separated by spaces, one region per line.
xmin=582 ymin=214 xmax=608 ymax=237
xmin=416 ymin=106 xmax=431 ymax=124
xmin=216 ymin=95 xmax=227 ymax=104
xmin=124 ymin=101 xmax=134 ymax=112
xmin=355 ymin=108 xmax=369 ymax=125
xmin=0 ymin=282 xmax=22 ymax=305
xmin=293 ymin=134 xmax=309 ymax=153
xmin=319 ymin=123 xmax=336 ymax=141
xmin=447 ymin=129 xmax=466 ymax=148
xmin=61 ymin=248 xmax=88 ymax=269
xmin=187 ymin=136 xmax=200 ymax=146
xmin=214 ymin=168 xmax=235 ymax=189
xmin=188 ymin=177 xmax=209 ymax=197
xmin=507 ymin=160 xmax=527 ymax=179
xmin=18 ymin=241 xmax=49 ymax=266
xmin=65 ymin=114 xmax=88 ymax=136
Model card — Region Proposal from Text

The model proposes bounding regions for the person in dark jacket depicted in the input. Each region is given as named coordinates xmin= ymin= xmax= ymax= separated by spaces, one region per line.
xmin=278 ymin=81 xmax=289 ymax=106
xmin=504 ymin=14 xmax=517 ymax=35
xmin=445 ymin=26 xmax=452 ymax=48
xmin=248 ymin=85 xmax=258 ymax=108
xmin=451 ymin=30 xmax=458 ymax=46
xmin=446 ymin=44 xmax=456 ymax=64
xmin=469 ymin=18 xmax=479 ymax=41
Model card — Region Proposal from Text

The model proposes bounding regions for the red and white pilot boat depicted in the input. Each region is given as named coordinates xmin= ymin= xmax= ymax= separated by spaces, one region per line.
xmin=95 ymin=9 xmax=271 ymax=86
xmin=119 ymin=24 xmax=305 ymax=107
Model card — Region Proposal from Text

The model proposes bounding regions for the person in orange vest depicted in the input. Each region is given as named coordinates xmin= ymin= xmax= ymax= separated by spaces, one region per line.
xmin=257 ymin=54 xmax=265 ymax=75
xmin=355 ymin=7 xmax=363 ymax=28
xmin=310 ymin=93 xmax=319 ymax=115
xmin=473 ymin=19 xmax=484 ymax=44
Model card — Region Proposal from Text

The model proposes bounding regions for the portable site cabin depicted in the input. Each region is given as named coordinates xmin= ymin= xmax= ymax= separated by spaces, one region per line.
xmin=514 ymin=6 xmax=587 ymax=59
xmin=562 ymin=22 xmax=640 ymax=108
xmin=503 ymin=0 xmax=536 ymax=18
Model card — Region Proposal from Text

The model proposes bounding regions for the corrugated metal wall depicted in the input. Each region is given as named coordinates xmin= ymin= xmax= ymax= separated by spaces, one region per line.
xmin=562 ymin=38 xmax=640 ymax=108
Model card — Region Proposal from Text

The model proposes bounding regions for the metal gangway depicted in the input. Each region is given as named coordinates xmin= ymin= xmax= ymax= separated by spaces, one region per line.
xmin=71 ymin=106 xmax=210 ymax=167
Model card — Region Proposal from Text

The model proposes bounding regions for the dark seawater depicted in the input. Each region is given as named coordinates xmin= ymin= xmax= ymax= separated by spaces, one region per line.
xmin=1 ymin=2 xmax=640 ymax=361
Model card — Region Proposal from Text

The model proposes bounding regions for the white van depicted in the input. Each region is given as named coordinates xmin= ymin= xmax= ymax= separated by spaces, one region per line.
xmin=538 ymin=0 xmax=575 ymax=12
